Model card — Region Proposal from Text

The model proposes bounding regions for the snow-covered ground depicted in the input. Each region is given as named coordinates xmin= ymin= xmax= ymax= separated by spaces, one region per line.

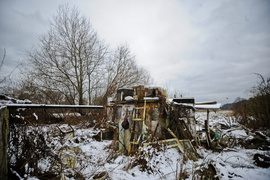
xmin=195 ymin=110 xmax=270 ymax=180
xmin=9 ymin=110 xmax=270 ymax=180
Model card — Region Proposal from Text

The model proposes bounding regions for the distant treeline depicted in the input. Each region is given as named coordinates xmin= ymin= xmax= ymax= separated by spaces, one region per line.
xmin=220 ymin=97 xmax=247 ymax=110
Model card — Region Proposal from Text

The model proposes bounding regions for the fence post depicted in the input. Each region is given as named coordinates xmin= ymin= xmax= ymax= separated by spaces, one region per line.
xmin=0 ymin=107 xmax=9 ymax=180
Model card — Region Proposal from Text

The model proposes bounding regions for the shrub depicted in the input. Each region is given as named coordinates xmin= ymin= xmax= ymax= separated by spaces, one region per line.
xmin=232 ymin=74 xmax=270 ymax=129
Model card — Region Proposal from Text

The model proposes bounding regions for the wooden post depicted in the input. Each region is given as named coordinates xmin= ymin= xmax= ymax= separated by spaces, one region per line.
xmin=0 ymin=107 xmax=9 ymax=180
xmin=205 ymin=109 xmax=212 ymax=149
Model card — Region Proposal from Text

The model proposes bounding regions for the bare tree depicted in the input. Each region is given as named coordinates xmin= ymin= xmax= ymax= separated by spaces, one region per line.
xmin=103 ymin=44 xmax=152 ymax=103
xmin=0 ymin=48 xmax=19 ymax=94
xmin=0 ymin=48 xmax=7 ymax=85
xmin=0 ymin=49 xmax=6 ymax=71
xmin=24 ymin=5 xmax=107 ymax=105
xmin=22 ymin=6 xmax=152 ymax=105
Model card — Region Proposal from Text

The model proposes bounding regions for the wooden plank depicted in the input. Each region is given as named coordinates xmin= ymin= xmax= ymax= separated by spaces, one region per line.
xmin=0 ymin=107 xmax=9 ymax=180
xmin=167 ymin=128 xmax=187 ymax=158
xmin=132 ymin=118 xmax=144 ymax=121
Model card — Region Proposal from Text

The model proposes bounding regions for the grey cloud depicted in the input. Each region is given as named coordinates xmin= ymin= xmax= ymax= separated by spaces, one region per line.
xmin=0 ymin=0 xmax=269 ymax=105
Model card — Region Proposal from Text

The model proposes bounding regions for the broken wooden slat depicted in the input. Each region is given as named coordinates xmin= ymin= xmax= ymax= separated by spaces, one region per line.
xmin=167 ymin=128 xmax=187 ymax=159
xmin=167 ymin=128 xmax=198 ymax=160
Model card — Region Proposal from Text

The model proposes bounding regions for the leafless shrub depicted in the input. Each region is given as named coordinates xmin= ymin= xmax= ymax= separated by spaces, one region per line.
xmin=232 ymin=74 xmax=270 ymax=129
xmin=8 ymin=121 xmax=57 ymax=178
xmin=177 ymin=158 xmax=189 ymax=180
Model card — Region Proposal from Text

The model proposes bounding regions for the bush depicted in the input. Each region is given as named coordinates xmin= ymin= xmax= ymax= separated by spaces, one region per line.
xmin=232 ymin=74 xmax=270 ymax=129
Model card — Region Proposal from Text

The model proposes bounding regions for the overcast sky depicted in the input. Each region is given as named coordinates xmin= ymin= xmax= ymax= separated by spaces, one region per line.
xmin=0 ymin=0 xmax=270 ymax=104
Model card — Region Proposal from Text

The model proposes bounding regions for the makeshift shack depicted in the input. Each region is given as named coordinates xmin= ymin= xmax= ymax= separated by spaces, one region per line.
xmin=106 ymin=85 xmax=199 ymax=159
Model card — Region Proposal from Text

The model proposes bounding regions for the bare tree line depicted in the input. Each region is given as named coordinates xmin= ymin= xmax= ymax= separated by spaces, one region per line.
xmin=4 ymin=5 xmax=151 ymax=105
